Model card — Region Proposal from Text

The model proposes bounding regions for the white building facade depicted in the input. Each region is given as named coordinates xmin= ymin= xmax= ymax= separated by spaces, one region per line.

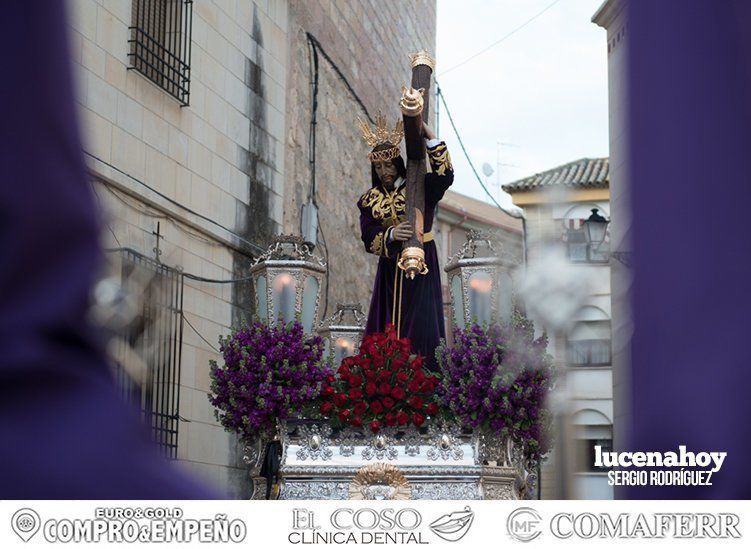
xmin=503 ymin=158 xmax=614 ymax=499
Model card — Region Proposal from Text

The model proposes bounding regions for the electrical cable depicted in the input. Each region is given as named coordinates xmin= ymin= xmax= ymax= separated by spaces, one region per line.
xmin=305 ymin=32 xmax=374 ymax=124
xmin=439 ymin=0 xmax=563 ymax=77
xmin=84 ymin=151 xmax=266 ymax=255
xmin=436 ymin=85 xmax=528 ymax=264
xmin=182 ymin=312 xmax=221 ymax=352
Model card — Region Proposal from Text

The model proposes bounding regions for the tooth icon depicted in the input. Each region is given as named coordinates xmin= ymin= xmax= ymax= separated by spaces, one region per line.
xmin=429 ymin=506 xmax=475 ymax=542
xmin=12 ymin=509 xmax=40 ymax=542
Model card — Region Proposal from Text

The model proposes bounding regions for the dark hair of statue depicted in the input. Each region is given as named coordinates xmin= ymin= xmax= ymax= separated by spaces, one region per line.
xmin=370 ymin=143 xmax=407 ymax=187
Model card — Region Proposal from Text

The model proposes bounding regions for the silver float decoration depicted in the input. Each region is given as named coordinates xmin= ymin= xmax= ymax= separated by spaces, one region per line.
xmin=248 ymin=419 xmax=533 ymax=500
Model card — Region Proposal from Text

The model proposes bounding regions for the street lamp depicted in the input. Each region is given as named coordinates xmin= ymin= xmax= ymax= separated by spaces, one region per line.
xmin=250 ymin=234 xmax=326 ymax=332
xmin=317 ymin=303 xmax=366 ymax=367
xmin=582 ymin=208 xmax=608 ymax=247
xmin=444 ymin=230 xmax=517 ymax=329
xmin=580 ymin=208 xmax=633 ymax=267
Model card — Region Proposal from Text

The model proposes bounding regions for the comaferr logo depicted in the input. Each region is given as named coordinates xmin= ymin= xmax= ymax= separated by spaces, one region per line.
xmin=507 ymin=507 xmax=542 ymax=542
xmin=550 ymin=513 xmax=741 ymax=539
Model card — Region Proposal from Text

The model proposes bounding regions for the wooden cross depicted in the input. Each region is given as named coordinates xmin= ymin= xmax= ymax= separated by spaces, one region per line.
xmin=397 ymin=50 xmax=435 ymax=279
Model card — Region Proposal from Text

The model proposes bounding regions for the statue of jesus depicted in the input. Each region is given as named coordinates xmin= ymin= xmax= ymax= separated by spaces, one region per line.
xmin=357 ymin=114 xmax=454 ymax=370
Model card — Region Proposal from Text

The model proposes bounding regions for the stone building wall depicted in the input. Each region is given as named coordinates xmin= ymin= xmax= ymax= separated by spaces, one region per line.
xmin=68 ymin=0 xmax=289 ymax=498
xmin=282 ymin=0 xmax=438 ymax=315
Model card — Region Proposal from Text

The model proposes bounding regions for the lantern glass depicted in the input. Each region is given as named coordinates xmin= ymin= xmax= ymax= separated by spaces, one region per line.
xmin=334 ymin=336 xmax=356 ymax=365
xmin=255 ymin=275 xmax=267 ymax=321
xmin=301 ymin=276 xmax=319 ymax=332
xmin=583 ymin=209 xmax=608 ymax=245
xmin=499 ymin=271 xmax=513 ymax=323
xmin=450 ymin=274 xmax=464 ymax=328
xmin=271 ymin=273 xmax=296 ymax=323
xmin=468 ymin=271 xmax=493 ymax=326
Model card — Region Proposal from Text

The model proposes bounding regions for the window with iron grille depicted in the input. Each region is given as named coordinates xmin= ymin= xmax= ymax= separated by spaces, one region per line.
xmin=128 ymin=0 xmax=193 ymax=106
xmin=109 ymin=248 xmax=185 ymax=459
xmin=566 ymin=227 xmax=609 ymax=263
xmin=568 ymin=320 xmax=612 ymax=366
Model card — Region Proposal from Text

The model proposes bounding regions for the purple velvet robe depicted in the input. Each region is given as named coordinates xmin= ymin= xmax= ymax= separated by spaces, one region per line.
xmin=358 ymin=142 xmax=453 ymax=369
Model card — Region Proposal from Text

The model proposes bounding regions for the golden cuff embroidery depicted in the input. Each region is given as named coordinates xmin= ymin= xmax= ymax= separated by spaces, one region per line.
xmin=427 ymin=143 xmax=453 ymax=176
xmin=369 ymin=231 xmax=385 ymax=255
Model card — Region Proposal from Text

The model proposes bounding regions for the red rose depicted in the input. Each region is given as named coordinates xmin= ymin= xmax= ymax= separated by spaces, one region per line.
xmin=408 ymin=379 xmax=421 ymax=393
xmin=396 ymin=410 xmax=409 ymax=426
xmin=412 ymin=412 xmax=425 ymax=427
xmin=426 ymin=403 xmax=439 ymax=416
xmin=338 ymin=409 xmax=351 ymax=423
xmin=396 ymin=371 xmax=409 ymax=384
xmin=333 ymin=393 xmax=348 ymax=407
xmin=351 ymin=415 xmax=363 ymax=428
xmin=378 ymin=382 xmax=392 ymax=395
xmin=421 ymin=380 xmax=434 ymax=393
xmin=320 ymin=402 xmax=333 ymax=415
xmin=369 ymin=420 xmax=382 ymax=433
xmin=392 ymin=356 xmax=407 ymax=370
xmin=409 ymin=396 xmax=423 ymax=410
xmin=410 ymin=356 xmax=424 ymax=370
xmin=349 ymin=387 xmax=363 ymax=400
xmin=348 ymin=374 xmax=362 ymax=388
xmin=365 ymin=382 xmax=377 ymax=397
xmin=338 ymin=363 xmax=351 ymax=377
xmin=354 ymin=401 xmax=368 ymax=415
xmin=326 ymin=375 xmax=335 ymax=384
xmin=365 ymin=370 xmax=376 ymax=381
xmin=385 ymin=413 xmax=397 ymax=427
xmin=378 ymin=370 xmax=391 ymax=382
xmin=373 ymin=354 xmax=385 ymax=367
xmin=390 ymin=386 xmax=406 ymax=401
xmin=414 ymin=369 xmax=425 ymax=382
xmin=323 ymin=385 xmax=335 ymax=396
xmin=382 ymin=397 xmax=395 ymax=409
xmin=370 ymin=400 xmax=384 ymax=415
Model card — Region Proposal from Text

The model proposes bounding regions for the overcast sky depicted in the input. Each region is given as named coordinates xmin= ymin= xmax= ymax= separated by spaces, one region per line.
xmin=434 ymin=0 xmax=608 ymax=207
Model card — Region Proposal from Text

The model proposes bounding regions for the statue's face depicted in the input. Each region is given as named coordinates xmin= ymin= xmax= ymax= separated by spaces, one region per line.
xmin=374 ymin=160 xmax=398 ymax=187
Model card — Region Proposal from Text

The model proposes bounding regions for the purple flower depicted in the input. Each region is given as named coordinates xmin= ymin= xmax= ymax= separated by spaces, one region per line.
xmin=208 ymin=321 xmax=332 ymax=440
xmin=435 ymin=312 xmax=555 ymax=461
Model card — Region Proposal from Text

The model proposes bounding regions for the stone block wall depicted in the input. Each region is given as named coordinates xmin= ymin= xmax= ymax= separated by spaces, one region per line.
xmin=283 ymin=0 xmax=437 ymax=315
xmin=68 ymin=0 xmax=289 ymax=498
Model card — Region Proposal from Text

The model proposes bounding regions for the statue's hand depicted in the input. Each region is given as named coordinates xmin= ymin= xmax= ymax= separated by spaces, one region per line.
xmin=391 ymin=221 xmax=413 ymax=242
xmin=399 ymin=86 xmax=425 ymax=117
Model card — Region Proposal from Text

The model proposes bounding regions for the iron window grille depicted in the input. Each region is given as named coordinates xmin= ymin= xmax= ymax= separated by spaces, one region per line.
xmin=568 ymin=320 xmax=612 ymax=367
xmin=568 ymin=339 xmax=612 ymax=366
xmin=128 ymin=0 xmax=193 ymax=106
xmin=578 ymin=438 xmax=613 ymax=472
xmin=109 ymin=248 xmax=185 ymax=459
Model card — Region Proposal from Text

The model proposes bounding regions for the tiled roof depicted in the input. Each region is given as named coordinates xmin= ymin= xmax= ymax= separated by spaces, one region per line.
xmin=502 ymin=158 xmax=609 ymax=193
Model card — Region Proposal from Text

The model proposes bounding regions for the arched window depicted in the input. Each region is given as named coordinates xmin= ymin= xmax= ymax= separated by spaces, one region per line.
xmin=568 ymin=306 xmax=611 ymax=366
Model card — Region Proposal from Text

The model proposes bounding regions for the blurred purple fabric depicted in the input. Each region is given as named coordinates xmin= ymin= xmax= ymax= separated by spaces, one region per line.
xmin=0 ymin=1 xmax=213 ymax=498
xmin=629 ymin=0 xmax=751 ymax=498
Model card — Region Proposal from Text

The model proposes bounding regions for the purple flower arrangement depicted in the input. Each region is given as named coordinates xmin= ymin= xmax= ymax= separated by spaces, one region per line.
xmin=435 ymin=314 xmax=554 ymax=460
xmin=208 ymin=321 xmax=332 ymax=440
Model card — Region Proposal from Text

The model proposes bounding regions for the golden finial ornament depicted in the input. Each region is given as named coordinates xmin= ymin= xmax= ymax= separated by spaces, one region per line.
xmin=409 ymin=49 xmax=435 ymax=71
xmin=399 ymin=86 xmax=425 ymax=117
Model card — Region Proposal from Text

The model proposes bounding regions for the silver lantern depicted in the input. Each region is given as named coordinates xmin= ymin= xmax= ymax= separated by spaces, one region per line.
xmin=250 ymin=234 xmax=326 ymax=332
xmin=444 ymin=230 xmax=517 ymax=329
xmin=317 ymin=303 xmax=366 ymax=367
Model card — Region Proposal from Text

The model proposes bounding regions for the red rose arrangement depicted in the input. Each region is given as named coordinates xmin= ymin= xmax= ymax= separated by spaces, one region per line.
xmin=319 ymin=324 xmax=440 ymax=433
